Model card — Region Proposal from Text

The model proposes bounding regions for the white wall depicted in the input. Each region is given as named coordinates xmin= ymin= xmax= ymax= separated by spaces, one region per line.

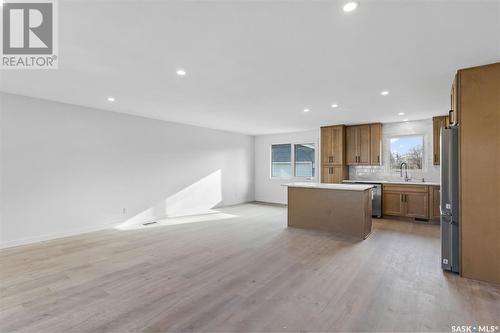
xmin=254 ymin=130 xmax=319 ymax=204
xmin=350 ymin=119 xmax=440 ymax=182
xmin=0 ymin=93 xmax=254 ymax=247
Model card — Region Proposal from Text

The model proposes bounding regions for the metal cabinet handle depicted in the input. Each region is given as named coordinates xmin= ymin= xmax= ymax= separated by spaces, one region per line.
xmin=448 ymin=109 xmax=455 ymax=126
xmin=377 ymin=155 xmax=380 ymax=163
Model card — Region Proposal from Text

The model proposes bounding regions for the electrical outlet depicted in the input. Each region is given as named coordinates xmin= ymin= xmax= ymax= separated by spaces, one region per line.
xmin=122 ymin=208 xmax=126 ymax=215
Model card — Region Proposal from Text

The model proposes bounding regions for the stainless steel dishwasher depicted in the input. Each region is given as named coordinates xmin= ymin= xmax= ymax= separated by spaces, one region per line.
xmin=342 ymin=181 xmax=383 ymax=218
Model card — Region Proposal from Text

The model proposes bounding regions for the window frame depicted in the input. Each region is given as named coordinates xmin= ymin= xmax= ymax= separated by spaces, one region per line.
xmin=270 ymin=142 xmax=317 ymax=180
xmin=388 ymin=134 xmax=425 ymax=170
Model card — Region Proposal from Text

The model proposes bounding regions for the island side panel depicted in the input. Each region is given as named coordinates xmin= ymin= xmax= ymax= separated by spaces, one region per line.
xmin=363 ymin=189 xmax=373 ymax=239
xmin=287 ymin=187 xmax=372 ymax=239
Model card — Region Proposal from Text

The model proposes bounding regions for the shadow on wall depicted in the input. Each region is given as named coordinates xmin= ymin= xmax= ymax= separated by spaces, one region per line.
xmin=116 ymin=169 xmax=229 ymax=230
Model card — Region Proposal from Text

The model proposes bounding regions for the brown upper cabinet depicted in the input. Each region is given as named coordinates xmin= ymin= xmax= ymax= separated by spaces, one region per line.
xmin=346 ymin=123 xmax=381 ymax=166
xmin=432 ymin=115 xmax=448 ymax=165
xmin=321 ymin=125 xmax=345 ymax=165
xmin=449 ymin=75 xmax=459 ymax=127
xmin=320 ymin=125 xmax=348 ymax=184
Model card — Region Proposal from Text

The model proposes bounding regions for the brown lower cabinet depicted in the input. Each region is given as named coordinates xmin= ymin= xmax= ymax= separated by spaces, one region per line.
xmin=429 ymin=185 xmax=440 ymax=221
xmin=321 ymin=165 xmax=348 ymax=184
xmin=405 ymin=192 xmax=429 ymax=218
xmin=383 ymin=184 xmax=429 ymax=219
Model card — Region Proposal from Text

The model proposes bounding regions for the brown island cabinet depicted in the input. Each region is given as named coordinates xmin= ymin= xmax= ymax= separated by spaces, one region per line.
xmin=284 ymin=182 xmax=373 ymax=240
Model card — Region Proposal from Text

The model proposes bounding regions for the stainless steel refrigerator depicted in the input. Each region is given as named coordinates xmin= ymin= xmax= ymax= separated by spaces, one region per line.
xmin=440 ymin=126 xmax=459 ymax=273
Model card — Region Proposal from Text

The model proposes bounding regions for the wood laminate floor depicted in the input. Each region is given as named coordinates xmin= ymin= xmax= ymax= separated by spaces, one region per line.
xmin=1 ymin=203 xmax=499 ymax=332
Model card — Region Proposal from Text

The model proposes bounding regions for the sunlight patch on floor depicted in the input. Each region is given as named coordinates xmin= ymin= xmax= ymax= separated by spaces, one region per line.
xmin=115 ymin=210 xmax=238 ymax=230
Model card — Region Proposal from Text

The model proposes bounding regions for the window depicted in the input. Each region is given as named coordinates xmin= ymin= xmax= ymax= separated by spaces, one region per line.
xmin=271 ymin=144 xmax=292 ymax=178
xmin=294 ymin=143 xmax=315 ymax=177
xmin=390 ymin=135 xmax=424 ymax=169
xmin=271 ymin=143 xmax=315 ymax=178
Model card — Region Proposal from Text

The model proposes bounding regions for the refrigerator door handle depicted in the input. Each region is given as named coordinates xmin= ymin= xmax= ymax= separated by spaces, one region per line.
xmin=440 ymin=207 xmax=452 ymax=216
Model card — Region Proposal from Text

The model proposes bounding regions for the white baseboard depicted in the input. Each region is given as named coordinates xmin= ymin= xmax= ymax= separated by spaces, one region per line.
xmin=0 ymin=221 xmax=120 ymax=249
xmin=0 ymin=201 xmax=252 ymax=249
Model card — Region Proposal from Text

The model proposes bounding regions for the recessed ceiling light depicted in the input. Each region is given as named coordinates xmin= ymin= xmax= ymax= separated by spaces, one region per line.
xmin=176 ymin=69 xmax=187 ymax=77
xmin=403 ymin=119 xmax=409 ymax=122
xmin=381 ymin=91 xmax=389 ymax=96
xmin=107 ymin=97 xmax=115 ymax=102
xmin=398 ymin=112 xmax=405 ymax=116
xmin=343 ymin=2 xmax=358 ymax=12
xmin=303 ymin=108 xmax=310 ymax=113
xmin=331 ymin=104 xmax=339 ymax=108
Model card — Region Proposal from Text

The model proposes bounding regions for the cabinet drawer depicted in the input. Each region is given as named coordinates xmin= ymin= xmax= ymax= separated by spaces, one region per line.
xmin=383 ymin=184 xmax=428 ymax=193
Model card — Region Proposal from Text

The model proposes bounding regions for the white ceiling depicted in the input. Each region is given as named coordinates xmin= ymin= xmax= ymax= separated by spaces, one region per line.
xmin=1 ymin=0 xmax=499 ymax=135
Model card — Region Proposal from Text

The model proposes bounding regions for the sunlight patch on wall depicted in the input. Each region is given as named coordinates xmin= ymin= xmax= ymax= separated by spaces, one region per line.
xmin=166 ymin=169 xmax=222 ymax=217
xmin=116 ymin=170 xmax=224 ymax=229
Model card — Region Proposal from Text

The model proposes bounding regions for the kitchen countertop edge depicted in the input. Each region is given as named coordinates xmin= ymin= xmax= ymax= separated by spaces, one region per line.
xmin=282 ymin=182 xmax=374 ymax=191
xmin=343 ymin=180 xmax=440 ymax=186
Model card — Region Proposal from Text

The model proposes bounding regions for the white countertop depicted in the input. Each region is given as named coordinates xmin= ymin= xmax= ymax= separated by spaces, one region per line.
xmin=343 ymin=180 xmax=440 ymax=186
xmin=282 ymin=182 xmax=373 ymax=191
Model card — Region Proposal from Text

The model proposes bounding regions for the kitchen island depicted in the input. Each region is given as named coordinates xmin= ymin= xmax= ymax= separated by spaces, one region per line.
xmin=283 ymin=182 xmax=373 ymax=240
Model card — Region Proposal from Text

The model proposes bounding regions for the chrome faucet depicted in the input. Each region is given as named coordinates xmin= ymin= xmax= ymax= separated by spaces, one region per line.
xmin=400 ymin=162 xmax=410 ymax=182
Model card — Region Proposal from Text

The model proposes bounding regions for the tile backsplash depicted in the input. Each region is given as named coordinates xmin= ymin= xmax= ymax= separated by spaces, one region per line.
xmin=349 ymin=119 xmax=440 ymax=183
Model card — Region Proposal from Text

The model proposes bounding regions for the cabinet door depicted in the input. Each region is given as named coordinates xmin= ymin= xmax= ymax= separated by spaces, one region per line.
xmin=432 ymin=116 xmax=447 ymax=165
xmin=345 ymin=126 xmax=358 ymax=165
xmin=405 ymin=192 xmax=429 ymax=219
xmin=331 ymin=126 xmax=344 ymax=165
xmin=321 ymin=166 xmax=335 ymax=183
xmin=321 ymin=127 xmax=333 ymax=164
xmin=358 ymin=125 xmax=371 ymax=164
xmin=449 ymin=74 xmax=459 ymax=127
xmin=429 ymin=186 xmax=440 ymax=220
xmin=332 ymin=166 xmax=347 ymax=183
xmin=383 ymin=191 xmax=404 ymax=216
xmin=370 ymin=123 xmax=382 ymax=165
